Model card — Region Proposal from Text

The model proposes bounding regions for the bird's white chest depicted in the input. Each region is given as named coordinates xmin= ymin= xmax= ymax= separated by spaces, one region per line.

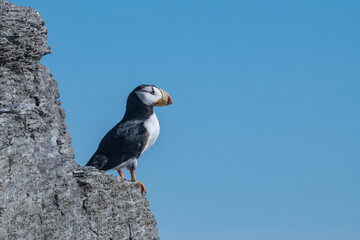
xmin=142 ymin=113 xmax=160 ymax=153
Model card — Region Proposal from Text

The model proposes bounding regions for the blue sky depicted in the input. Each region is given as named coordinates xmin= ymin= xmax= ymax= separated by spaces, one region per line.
xmin=12 ymin=0 xmax=360 ymax=239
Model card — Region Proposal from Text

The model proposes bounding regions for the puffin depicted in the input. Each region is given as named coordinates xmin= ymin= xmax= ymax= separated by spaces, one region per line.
xmin=86 ymin=84 xmax=172 ymax=193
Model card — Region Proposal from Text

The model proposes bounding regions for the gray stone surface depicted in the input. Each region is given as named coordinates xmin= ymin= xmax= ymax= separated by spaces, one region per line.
xmin=0 ymin=1 xmax=159 ymax=239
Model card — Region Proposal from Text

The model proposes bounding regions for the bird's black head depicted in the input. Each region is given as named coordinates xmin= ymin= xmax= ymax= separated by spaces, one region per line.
xmin=124 ymin=84 xmax=172 ymax=120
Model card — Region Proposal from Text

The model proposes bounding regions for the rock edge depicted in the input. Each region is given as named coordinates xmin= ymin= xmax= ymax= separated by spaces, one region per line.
xmin=0 ymin=1 xmax=159 ymax=239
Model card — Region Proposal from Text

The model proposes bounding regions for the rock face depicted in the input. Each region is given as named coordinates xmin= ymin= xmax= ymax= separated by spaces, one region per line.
xmin=0 ymin=1 xmax=159 ymax=239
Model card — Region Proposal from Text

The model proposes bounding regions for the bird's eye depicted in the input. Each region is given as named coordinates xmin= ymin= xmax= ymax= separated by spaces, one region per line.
xmin=150 ymin=87 xmax=155 ymax=95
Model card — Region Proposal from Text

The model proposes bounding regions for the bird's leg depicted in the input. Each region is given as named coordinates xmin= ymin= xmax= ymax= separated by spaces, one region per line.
xmin=130 ymin=168 xmax=146 ymax=193
xmin=117 ymin=169 xmax=126 ymax=180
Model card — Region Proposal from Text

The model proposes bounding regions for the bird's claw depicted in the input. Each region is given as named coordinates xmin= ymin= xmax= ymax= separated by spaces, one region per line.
xmin=117 ymin=169 xmax=126 ymax=180
xmin=140 ymin=183 xmax=146 ymax=194
xmin=132 ymin=180 xmax=146 ymax=194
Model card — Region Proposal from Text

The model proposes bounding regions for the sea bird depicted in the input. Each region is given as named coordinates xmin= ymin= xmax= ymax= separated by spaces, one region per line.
xmin=86 ymin=84 xmax=172 ymax=193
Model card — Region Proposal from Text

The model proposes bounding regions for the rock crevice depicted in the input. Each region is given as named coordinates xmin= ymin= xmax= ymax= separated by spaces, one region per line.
xmin=0 ymin=1 xmax=159 ymax=239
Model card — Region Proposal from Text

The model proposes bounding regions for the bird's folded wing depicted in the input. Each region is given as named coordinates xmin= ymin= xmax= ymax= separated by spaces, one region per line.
xmin=87 ymin=120 xmax=149 ymax=170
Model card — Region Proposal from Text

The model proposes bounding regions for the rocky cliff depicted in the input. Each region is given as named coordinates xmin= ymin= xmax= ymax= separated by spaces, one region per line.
xmin=0 ymin=1 xmax=159 ymax=239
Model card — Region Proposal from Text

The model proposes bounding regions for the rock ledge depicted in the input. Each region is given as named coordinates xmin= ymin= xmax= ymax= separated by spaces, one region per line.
xmin=0 ymin=1 xmax=159 ymax=239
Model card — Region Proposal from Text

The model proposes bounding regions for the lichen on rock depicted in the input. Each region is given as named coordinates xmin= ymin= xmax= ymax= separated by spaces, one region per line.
xmin=0 ymin=1 xmax=159 ymax=239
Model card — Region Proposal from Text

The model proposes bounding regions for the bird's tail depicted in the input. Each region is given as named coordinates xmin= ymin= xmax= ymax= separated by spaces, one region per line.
xmin=85 ymin=152 xmax=108 ymax=170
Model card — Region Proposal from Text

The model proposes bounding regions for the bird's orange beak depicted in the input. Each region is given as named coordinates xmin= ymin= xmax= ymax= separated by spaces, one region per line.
xmin=155 ymin=88 xmax=173 ymax=107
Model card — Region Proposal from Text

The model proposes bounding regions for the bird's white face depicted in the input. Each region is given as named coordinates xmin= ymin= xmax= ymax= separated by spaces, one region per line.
xmin=135 ymin=85 xmax=172 ymax=107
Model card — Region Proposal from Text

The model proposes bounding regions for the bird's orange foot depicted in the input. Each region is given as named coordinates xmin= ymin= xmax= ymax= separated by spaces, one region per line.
xmin=132 ymin=180 xmax=146 ymax=193
xmin=117 ymin=169 xmax=126 ymax=180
